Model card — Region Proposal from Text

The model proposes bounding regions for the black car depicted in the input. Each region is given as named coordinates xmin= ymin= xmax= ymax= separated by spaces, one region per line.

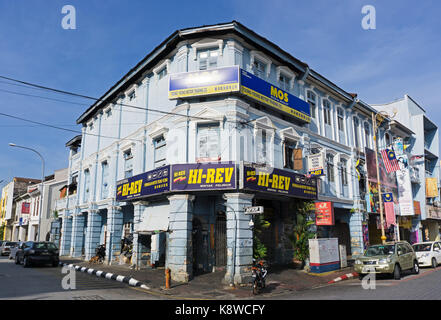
xmin=15 ymin=241 xmax=59 ymax=267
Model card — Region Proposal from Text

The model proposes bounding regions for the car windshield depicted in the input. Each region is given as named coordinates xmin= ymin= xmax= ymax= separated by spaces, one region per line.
xmin=5 ymin=242 xmax=15 ymax=246
xmin=413 ymin=244 xmax=432 ymax=252
xmin=32 ymin=243 xmax=58 ymax=250
xmin=365 ymin=245 xmax=395 ymax=256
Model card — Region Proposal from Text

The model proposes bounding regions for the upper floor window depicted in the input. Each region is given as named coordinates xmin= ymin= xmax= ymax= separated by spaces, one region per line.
xmin=284 ymin=142 xmax=303 ymax=171
xmin=197 ymin=123 xmax=220 ymax=162
xmin=101 ymin=161 xmax=109 ymax=199
xmin=341 ymin=159 xmax=348 ymax=186
xmin=157 ymin=67 xmax=167 ymax=80
xmin=253 ymin=59 xmax=266 ymax=78
xmin=307 ymin=91 xmax=317 ymax=119
xmin=353 ymin=117 xmax=360 ymax=147
xmin=337 ymin=108 xmax=344 ymax=132
xmin=323 ymin=100 xmax=332 ymax=125
xmin=364 ymin=122 xmax=371 ymax=148
xmin=326 ymin=154 xmax=335 ymax=183
xmin=154 ymin=136 xmax=167 ymax=168
xmin=123 ymin=149 xmax=133 ymax=178
xmin=198 ymin=49 xmax=219 ymax=70
xmin=385 ymin=133 xmax=391 ymax=147
xmin=83 ymin=169 xmax=90 ymax=202
xmin=256 ymin=129 xmax=268 ymax=164
xmin=279 ymin=74 xmax=289 ymax=91
xmin=128 ymin=90 xmax=136 ymax=101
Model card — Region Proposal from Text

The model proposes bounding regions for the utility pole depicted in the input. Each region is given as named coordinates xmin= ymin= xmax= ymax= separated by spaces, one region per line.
xmin=371 ymin=113 xmax=387 ymax=244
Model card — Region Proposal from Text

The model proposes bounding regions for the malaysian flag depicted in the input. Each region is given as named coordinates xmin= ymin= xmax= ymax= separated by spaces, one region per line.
xmin=382 ymin=193 xmax=396 ymax=227
xmin=381 ymin=148 xmax=400 ymax=173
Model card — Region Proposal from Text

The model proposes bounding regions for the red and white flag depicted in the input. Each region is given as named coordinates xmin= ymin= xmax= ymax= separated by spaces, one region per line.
xmin=381 ymin=148 xmax=401 ymax=173
xmin=382 ymin=193 xmax=396 ymax=227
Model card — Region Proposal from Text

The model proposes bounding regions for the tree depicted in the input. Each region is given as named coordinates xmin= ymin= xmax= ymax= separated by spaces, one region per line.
xmin=253 ymin=214 xmax=271 ymax=260
xmin=289 ymin=201 xmax=316 ymax=266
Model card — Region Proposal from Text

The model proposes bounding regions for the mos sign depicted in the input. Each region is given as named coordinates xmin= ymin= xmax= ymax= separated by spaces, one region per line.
xmin=169 ymin=66 xmax=310 ymax=123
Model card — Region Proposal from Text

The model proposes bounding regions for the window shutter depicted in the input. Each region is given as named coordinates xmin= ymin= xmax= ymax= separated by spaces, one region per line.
xmin=293 ymin=148 xmax=303 ymax=171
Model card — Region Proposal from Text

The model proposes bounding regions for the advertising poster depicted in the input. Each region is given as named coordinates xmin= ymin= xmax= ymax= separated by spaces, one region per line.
xmin=21 ymin=202 xmax=30 ymax=214
xmin=396 ymin=155 xmax=414 ymax=216
xmin=116 ymin=166 xmax=170 ymax=201
xmin=426 ymin=177 xmax=439 ymax=198
xmin=307 ymin=152 xmax=325 ymax=176
xmin=242 ymin=164 xmax=317 ymax=199
xmin=169 ymin=66 xmax=240 ymax=99
xmin=315 ymin=201 xmax=334 ymax=226
xmin=239 ymin=69 xmax=311 ymax=122
xmin=171 ymin=163 xmax=236 ymax=192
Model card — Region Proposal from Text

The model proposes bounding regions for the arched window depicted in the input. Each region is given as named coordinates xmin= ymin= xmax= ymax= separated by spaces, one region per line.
xmin=326 ymin=153 xmax=334 ymax=183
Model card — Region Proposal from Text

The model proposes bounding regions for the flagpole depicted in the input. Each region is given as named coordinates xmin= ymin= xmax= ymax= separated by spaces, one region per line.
xmin=372 ymin=112 xmax=387 ymax=244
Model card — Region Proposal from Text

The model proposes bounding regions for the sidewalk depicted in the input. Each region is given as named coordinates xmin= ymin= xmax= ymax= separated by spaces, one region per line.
xmin=60 ymin=257 xmax=355 ymax=299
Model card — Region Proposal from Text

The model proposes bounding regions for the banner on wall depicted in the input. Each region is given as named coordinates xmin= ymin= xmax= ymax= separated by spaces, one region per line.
xmin=315 ymin=202 xmax=334 ymax=226
xmin=21 ymin=202 xmax=30 ymax=214
xmin=307 ymin=152 xmax=325 ymax=176
xmin=171 ymin=163 xmax=236 ymax=192
xmin=116 ymin=166 xmax=170 ymax=201
xmin=426 ymin=178 xmax=438 ymax=198
xmin=241 ymin=164 xmax=318 ymax=199
xmin=396 ymin=155 xmax=414 ymax=216
xmin=169 ymin=66 xmax=311 ymax=123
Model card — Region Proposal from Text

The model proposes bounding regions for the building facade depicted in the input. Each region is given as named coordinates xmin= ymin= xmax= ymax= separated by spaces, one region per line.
xmin=56 ymin=21 xmax=440 ymax=284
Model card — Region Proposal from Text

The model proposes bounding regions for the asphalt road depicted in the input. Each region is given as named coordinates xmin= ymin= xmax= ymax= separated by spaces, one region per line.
xmin=0 ymin=256 xmax=161 ymax=300
xmin=272 ymin=265 xmax=441 ymax=300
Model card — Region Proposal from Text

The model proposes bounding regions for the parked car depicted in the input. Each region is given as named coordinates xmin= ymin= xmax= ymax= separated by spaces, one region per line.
xmin=412 ymin=241 xmax=441 ymax=268
xmin=354 ymin=241 xmax=419 ymax=280
xmin=8 ymin=242 xmax=22 ymax=260
xmin=15 ymin=241 xmax=59 ymax=267
xmin=1 ymin=241 xmax=17 ymax=256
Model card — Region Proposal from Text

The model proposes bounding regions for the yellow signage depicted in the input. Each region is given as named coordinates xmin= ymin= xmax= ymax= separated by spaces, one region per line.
xmin=426 ymin=178 xmax=438 ymax=198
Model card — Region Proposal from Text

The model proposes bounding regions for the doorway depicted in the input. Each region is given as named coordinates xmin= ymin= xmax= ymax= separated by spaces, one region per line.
xmin=215 ymin=212 xmax=227 ymax=267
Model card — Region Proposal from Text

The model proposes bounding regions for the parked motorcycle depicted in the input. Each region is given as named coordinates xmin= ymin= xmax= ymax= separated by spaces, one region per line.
xmin=95 ymin=244 xmax=106 ymax=263
xmin=251 ymin=259 xmax=267 ymax=295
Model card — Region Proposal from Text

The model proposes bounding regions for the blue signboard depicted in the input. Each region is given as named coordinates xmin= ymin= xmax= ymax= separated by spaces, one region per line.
xmin=239 ymin=69 xmax=311 ymax=122
xmin=116 ymin=165 xmax=170 ymax=201
xmin=169 ymin=66 xmax=240 ymax=99
xmin=171 ymin=163 xmax=236 ymax=192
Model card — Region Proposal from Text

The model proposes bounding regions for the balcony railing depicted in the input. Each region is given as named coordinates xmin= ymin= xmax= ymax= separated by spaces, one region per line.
xmin=54 ymin=194 xmax=77 ymax=211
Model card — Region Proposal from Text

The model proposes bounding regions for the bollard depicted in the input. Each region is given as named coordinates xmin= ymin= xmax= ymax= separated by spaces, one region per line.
xmin=165 ymin=268 xmax=171 ymax=289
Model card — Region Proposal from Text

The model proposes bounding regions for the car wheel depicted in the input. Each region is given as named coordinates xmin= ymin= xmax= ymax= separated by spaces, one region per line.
xmin=23 ymin=256 xmax=31 ymax=268
xmin=393 ymin=264 xmax=401 ymax=280
xmin=15 ymin=255 xmax=20 ymax=265
xmin=412 ymin=260 xmax=419 ymax=274
xmin=432 ymin=258 xmax=437 ymax=269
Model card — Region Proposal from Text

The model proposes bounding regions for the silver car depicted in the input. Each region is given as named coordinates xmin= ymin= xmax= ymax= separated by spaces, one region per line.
xmin=0 ymin=241 xmax=17 ymax=256
xmin=8 ymin=242 xmax=22 ymax=260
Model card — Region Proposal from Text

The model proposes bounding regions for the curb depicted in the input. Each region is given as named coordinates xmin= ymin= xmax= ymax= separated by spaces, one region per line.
xmin=327 ymin=272 xmax=358 ymax=284
xmin=59 ymin=262 xmax=151 ymax=290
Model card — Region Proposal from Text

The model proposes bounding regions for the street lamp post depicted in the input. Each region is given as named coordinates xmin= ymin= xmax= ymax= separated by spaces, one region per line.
xmin=9 ymin=143 xmax=45 ymax=241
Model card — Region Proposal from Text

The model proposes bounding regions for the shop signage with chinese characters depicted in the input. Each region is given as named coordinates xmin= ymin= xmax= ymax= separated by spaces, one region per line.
xmin=241 ymin=164 xmax=318 ymax=199
xmin=426 ymin=205 xmax=441 ymax=220
xmin=171 ymin=163 xmax=236 ymax=192
xmin=116 ymin=166 xmax=170 ymax=201
xmin=315 ymin=202 xmax=334 ymax=226
xmin=21 ymin=202 xmax=30 ymax=214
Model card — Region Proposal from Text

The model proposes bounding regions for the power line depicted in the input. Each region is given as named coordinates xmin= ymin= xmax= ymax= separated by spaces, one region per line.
xmin=0 ymin=111 xmax=142 ymax=143
xmin=0 ymin=75 xmax=249 ymax=126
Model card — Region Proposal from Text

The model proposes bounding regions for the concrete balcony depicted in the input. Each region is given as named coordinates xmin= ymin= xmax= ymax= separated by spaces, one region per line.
xmin=55 ymin=194 xmax=77 ymax=211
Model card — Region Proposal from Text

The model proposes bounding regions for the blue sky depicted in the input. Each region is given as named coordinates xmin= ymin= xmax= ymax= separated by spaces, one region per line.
xmin=0 ymin=0 xmax=440 ymax=184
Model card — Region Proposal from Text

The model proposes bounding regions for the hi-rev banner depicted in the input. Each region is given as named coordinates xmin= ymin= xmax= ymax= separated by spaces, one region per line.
xmin=241 ymin=164 xmax=317 ymax=199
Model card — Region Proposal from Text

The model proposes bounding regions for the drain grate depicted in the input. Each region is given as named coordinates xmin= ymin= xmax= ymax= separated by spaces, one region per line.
xmin=72 ymin=295 xmax=105 ymax=300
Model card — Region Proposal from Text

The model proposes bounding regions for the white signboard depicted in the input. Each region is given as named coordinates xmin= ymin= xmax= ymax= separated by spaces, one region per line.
xmin=244 ymin=206 xmax=264 ymax=215
xmin=396 ymin=155 xmax=414 ymax=216
xmin=339 ymin=244 xmax=347 ymax=268
xmin=307 ymin=152 xmax=325 ymax=176
xmin=309 ymin=238 xmax=339 ymax=264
